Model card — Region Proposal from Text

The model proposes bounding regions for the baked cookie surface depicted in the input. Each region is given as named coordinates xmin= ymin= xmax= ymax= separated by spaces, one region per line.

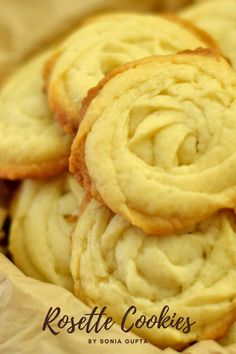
xmin=70 ymin=198 xmax=236 ymax=349
xmin=181 ymin=0 xmax=236 ymax=69
xmin=70 ymin=49 xmax=236 ymax=234
xmin=9 ymin=174 xmax=84 ymax=290
xmin=45 ymin=13 xmax=217 ymax=133
xmin=0 ymin=50 xmax=72 ymax=180
xmin=219 ymin=322 xmax=236 ymax=346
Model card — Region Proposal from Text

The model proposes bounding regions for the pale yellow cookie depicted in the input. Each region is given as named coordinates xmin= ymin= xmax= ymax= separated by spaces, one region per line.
xmin=70 ymin=198 xmax=236 ymax=349
xmin=0 ymin=50 xmax=72 ymax=180
xmin=181 ymin=0 xmax=236 ymax=69
xmin=9 ymin=174 xmax=84 ymax=290
xmin=45 ymin=12 xmax=217 ymax=133
xmin=218 ymin=322 xmax=236 ymax=346
xmin=70 ymin=49 xmax=236 ymax=235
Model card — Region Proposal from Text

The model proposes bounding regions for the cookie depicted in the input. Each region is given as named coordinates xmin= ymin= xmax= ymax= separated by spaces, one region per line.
xmin=45 ymin=12 xmax=217 ymax=133
xmin=181 ymin=0 xmax=236 ymax=69
xmin=0 ymin=50 xmax=72 ymax=180
xmin=9 ymin=174 xmax=84 ymax=290
xmin=70 ymin=198 xmax=236 ymax=349
xmin=218 ymin=322 xmax=236 ymax=346
xmin=70 ymin=49 xmax=236 ymax=235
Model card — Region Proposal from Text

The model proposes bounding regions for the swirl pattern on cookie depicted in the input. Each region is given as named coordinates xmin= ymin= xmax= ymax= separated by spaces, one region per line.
xmin=45 ymin=13 xmax=217 ymax=133
xmin=70 ymin=50 xmax=236 ymax=234
xmin=0 ymin=50 xmax=72 ymax=180
xmin=181 ymin=0 xmax=236 ymax=69
xmin=70 ymin=199 xmax=236 ymax=349
xmin=9 ymin=174 xmax=84 ymax=290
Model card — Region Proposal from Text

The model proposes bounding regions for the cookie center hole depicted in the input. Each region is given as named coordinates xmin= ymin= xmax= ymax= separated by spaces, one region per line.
xmin=177 ymin=134 xmax=198 ymax=166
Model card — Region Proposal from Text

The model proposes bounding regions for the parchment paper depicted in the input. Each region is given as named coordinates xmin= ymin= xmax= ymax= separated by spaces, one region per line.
xmin=0 ymin=254 xmax=235 ymax=354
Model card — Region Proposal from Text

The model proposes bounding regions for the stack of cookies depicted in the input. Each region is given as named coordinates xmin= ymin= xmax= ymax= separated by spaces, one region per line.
xmin=1 ymin=9 xmax=236 ymax=351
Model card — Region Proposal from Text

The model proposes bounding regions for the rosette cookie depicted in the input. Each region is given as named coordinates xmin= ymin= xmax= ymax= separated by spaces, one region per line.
xmin=0 ymin=50 xmax=72 ymax=180
xmin=70 ymin=50 xmax=236 ymax=235
xmin=70 ymin=199 xmax=236 ymax=349
xmin=9 ymin=174 xmax=84 ymax=290
xmin=44 ymin=13 xmax=217 ymax=133
xmin=181 ymin=0 xmax=236 ymax=69
xmin=218 ymin=322 xmax=236 ymax=346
